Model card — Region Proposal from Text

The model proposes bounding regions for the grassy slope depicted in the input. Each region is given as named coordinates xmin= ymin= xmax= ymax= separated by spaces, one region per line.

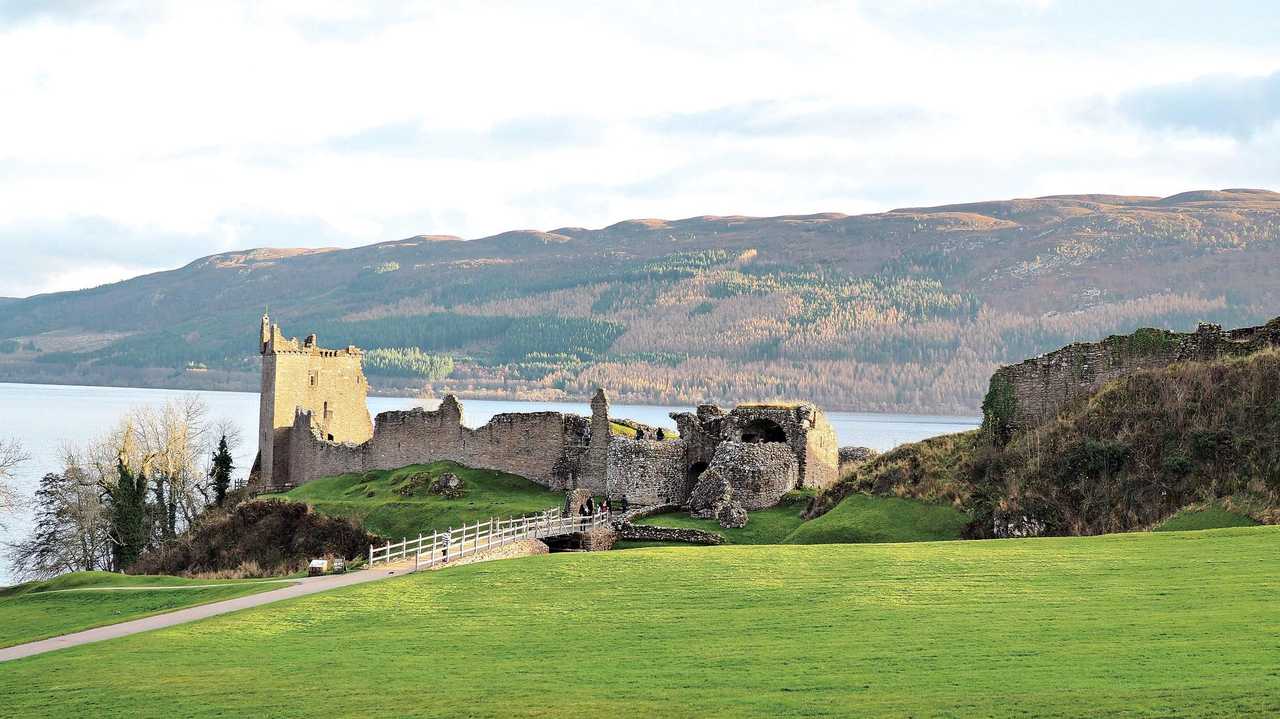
xmin=274 ymin=461 xmax=563 ymax=539
xmin=785 ymin=493 xmax=969 ymax=544
xmin=0 ymin=572 xmax=285 ymax=648
xmin=637 ymin=494 xmax=968 ymax=545
xmin=2 ymin=527 xmax=1278 ymax=717
xmin=824 ymin=349 xmax=1280 ymax=537
xmin=1154 ymin=505 xmax=1261 ymax=532
xmin=980 ymin=348 xmax=1280 ymax=534
xmin=636 ymin=505 xmax=808 ymax=544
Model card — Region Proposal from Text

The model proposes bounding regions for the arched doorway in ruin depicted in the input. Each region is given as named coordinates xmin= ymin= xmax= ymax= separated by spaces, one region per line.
xmin=739 ymin=418 xmax=787 ymax=443
xmin=680 ymin=461 xmax=709 ymax=502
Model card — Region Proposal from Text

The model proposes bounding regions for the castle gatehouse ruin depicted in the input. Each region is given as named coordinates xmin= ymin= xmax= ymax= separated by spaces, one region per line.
xmin=253 ymin=317 xmax=840 ymax=514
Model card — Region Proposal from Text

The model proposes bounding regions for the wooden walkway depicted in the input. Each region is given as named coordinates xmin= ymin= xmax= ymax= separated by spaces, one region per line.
xmin=369 ymin=507 xmax=612 ymax=569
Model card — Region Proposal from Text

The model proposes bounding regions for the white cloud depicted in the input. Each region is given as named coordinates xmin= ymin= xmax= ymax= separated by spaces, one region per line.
xmin=0 ymin=0 xmax=1278 ymax=296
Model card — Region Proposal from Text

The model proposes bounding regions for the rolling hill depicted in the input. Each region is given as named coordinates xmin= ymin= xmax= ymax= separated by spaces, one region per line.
xmin=3 ymin=188 xmax=1280 ymax=413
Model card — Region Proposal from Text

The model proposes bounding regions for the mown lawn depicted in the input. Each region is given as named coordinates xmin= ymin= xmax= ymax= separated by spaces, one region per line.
xmin=636 ymin=493 xmax=968 ymax=545
xmin=272 ymin=461 xmax=563 ymax=539
xmin=3 ymin=527 xmax=1278 ymax=717
xmin=0 ymin=571 xmax=286 ymax=648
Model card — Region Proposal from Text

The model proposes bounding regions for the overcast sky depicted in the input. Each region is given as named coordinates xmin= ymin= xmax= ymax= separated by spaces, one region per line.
xmin=2 ymin=0 xmax=1278 ymax=297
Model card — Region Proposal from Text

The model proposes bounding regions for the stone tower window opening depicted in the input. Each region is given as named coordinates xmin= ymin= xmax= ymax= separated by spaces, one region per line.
xmin=740 ymin=418 xmax=787 ymax=443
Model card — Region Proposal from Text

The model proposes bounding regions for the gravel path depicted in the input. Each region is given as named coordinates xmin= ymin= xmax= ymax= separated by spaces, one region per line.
xmin=0 ymin=564 xmax=416 ymax=663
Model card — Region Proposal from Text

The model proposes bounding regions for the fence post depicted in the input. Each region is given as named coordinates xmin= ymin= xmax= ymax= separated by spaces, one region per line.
xmin=368 ymin=544 xmax=373 ymax=567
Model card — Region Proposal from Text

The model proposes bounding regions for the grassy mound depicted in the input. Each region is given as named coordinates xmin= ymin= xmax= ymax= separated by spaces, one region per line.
xmin=1154 ymin=504 xmax=1261 ymax=532
xmin=3 ymin=527 xmax=1277 ymax=717
xmin=0 ymin=572 xmax=285 ymax=648
xmin=785 ymin=493 xmax=969 ymax=544
xmin=826 ymin=349 xmax=1280 ymax=537
xmin=635 ymin=504 xmax=807 ymax=544
xmin=811 ymin=430 xmax=980 ymax=518
xmin=635 ymin=493 xmax=966 ymax=545
xmin=275 ymin=461 xmax=563 ymax=539
xmin=131 ymin=499 xmax=377 ymax=577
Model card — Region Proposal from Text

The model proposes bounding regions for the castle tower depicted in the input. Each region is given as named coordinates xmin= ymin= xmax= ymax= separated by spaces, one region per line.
xmin=581 ymin=388 xmax=611 ymax=493
xmin=255 ymin=314 xmax=374 ymax=489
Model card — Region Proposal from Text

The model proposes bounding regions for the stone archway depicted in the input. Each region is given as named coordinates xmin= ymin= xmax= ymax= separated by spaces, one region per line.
xmin=680 ymin=461 xmax=709 ymax=503
xmin=740 ymin=418 xmax=787 ymax=443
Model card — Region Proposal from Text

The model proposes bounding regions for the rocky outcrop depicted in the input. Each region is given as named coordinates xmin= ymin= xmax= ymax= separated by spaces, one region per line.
xmin=715 ymin=501 xmax=748 ymax=529
xmin=427 ymin=472 xmax=465 ymax=498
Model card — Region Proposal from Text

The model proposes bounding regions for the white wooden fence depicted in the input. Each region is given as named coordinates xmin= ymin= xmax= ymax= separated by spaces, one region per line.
xmin=368 ymin=507 xmax=612 ymax=570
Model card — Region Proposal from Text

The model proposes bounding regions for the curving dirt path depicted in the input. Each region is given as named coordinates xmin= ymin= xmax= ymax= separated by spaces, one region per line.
xmin=0 ymin=564 xmax=417 ymax=663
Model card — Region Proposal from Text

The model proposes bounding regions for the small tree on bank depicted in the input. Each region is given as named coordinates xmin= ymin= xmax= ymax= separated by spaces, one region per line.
xmin=105 ymin=458 xmax=150 ymax=571
xmin=210 ymin=435 xmax=234 ymax=507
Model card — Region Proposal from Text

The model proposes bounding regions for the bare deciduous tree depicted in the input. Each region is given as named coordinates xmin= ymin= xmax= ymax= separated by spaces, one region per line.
xmin=6 ymin=396 xmax=241 ymax=579
xmin=5 ymin=444 xmax=111 ymax=581
xmin=0 ymin=437 xmax=31 ymax=528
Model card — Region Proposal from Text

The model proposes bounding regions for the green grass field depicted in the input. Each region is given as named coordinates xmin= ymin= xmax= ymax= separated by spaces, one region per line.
xmin=3 ymin=527 xmax=1277 ymax=717
xmin=636 ymin=493 xmax=968 ymax=545
xmin=0 ymin=571 xmax=287 ymax=648
xmin=272 ymin=461 xmax=564 ymax=539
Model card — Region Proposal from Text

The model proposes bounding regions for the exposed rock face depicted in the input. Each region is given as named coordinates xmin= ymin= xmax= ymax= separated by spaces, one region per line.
xmin=716 ymin=501 xmax=748 ymax=529
xmin=838 ymin=446 xmax=877 ymax=475
xmin=427 ymin=472 xmax=465 ymax=498
xmin=992 ymin=511 xmax=1047 ymax=539
xmin=983 ymin=318 xmax=1280 ymax=442
xmin=396 ymin=471 xmax=431 ymax=496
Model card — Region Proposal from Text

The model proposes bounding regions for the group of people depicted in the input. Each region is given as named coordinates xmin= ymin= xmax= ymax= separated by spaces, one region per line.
xmin=577 ymin=496 xmax=615 ymax=529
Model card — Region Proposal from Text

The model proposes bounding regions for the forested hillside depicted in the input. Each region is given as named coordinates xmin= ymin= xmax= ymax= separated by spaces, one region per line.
xmin=3 ymin=189 xmax=1280 ymax=413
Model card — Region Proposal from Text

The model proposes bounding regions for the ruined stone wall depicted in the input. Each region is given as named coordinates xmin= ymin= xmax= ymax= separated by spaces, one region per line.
xmin=285 ymin=395 xmax=593 ymax=489
xmin=719 ymin=403 xmax=838 ymax=489
xmin=287 ymin=411 xmax=368 ymax=484
xmin=258 ymin=316 xmax=373 ymax=489
xmin=579 ymin=389 xmax=611 ymax=493
xmin=800 ymin=411 xmax=839 ymax=489
xmin=692 ymin=442 xmax=799 ymax=512
xmin=984 ymin=318 xmax=1280 ymax=440
xmin=607 ymin=439 xmax=690 ymax=505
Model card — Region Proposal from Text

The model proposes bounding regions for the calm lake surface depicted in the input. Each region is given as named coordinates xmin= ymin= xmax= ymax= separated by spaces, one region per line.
xmin=0 ymin=382 xmax=979 ymax=583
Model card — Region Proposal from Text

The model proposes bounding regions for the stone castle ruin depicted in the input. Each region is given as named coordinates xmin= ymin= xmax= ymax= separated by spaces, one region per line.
xmin=982 ymin=317 xmax=1280 ymax=442
xmin=253 ymin=317 xmax=839 ymax=517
